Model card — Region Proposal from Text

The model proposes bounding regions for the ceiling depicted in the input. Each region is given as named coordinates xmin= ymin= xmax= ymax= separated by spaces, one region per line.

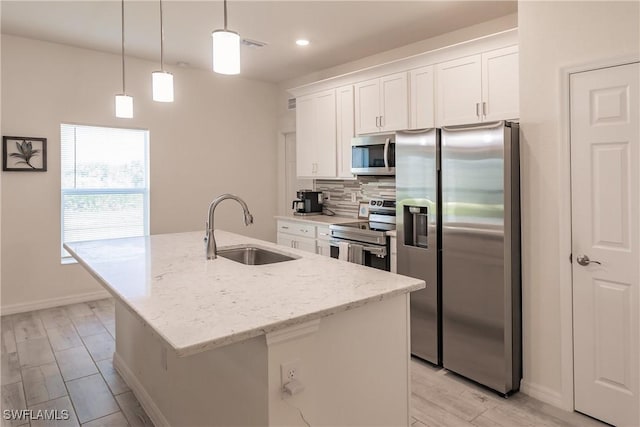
xmin=1 ymin=1 xmax=517 ymax=83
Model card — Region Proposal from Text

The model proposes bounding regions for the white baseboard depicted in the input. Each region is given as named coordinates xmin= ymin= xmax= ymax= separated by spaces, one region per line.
xmin=113 ymin=352 xmax=170 ymax=427
xmin=0 ymin=290 xmax=111 ymax=315
xmin=520 ymin=379 xmax=568 ymax=410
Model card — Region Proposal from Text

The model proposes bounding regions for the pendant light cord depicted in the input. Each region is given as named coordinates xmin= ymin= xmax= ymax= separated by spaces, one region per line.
xmin=121 ymin=0 xmax=126 ymax=94
xmin=223 ymin=0 xmax=228 ymax=30
xmin=159 ymin=0 xmax=165 ymax=71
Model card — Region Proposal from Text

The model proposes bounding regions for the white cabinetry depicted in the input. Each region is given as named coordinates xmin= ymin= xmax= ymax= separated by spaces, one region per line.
xmin=296 ymin=89 xmax=337 ymax=178
xmin=277 ymin=220 xmax=335 ymax=257
xmin=316 ymin=225 xmax=332 ymax=257
xmin=277 ymin=220 xmax=317 ymax=254
xmin=336 ymin=85 xmax=355 ymax=179
xmin=390 ymin=235 xmax=397 ymax=274
xmin=409 ymin=65 xmax=435 ymax=129
xmin=436 ymin=46 xmax=519 ymax=126
xmin=436 ymin=55 xmax=482 ymax=126
xmin=355 ymin=72 xmax=408 ymax=134
xmin=481 ymin=45 xmax=519 ymax=122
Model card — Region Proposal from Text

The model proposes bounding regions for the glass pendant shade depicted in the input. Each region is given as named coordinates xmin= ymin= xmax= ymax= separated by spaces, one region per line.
xmin=212 ymin=30 xmax=240 ymax=75
xmin=152 ymin=71 xmax=174 ymax=102
xmin=115 ymin=94 xmax=133 ymax=118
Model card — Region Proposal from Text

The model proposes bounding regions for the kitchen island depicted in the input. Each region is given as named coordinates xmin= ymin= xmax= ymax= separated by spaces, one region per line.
xmin=65 ymin=231 xmax=425 ymax=426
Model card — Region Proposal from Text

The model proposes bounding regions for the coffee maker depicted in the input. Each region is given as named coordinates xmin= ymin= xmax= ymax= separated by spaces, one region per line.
xmin=292 ymin=190 xmax=323 ymax=216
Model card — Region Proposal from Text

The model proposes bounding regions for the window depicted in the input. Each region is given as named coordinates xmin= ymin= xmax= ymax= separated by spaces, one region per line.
xmin=61 ymin=124 xmax=149 ymax=259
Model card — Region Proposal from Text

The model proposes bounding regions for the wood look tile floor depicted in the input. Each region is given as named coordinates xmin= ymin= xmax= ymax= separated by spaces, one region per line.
xmin=1 ymin=299 xmax=152 ymax=427
xmin=2 ymin=299 xmax=608 ymax=427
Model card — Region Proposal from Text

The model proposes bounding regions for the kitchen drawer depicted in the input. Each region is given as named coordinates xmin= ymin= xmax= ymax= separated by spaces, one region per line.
xmin=316 ymin=226 xmax=332 ymax=241
xmin=277 ymin=220 xmax=316 ymax=238
xmin=277 ymin=233 xmax=316 ymax=254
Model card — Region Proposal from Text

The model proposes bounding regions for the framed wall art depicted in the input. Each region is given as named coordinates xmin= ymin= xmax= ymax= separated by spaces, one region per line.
xmin=3 ymin=136 xmax=47 ymax=172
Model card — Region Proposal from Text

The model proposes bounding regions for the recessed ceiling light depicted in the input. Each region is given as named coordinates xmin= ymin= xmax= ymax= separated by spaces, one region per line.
xmin=296 ymin=39 xmax=310 ymax=46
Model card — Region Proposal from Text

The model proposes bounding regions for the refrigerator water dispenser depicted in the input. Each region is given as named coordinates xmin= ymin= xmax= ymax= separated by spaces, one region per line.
xmin=404 ymin=205 xmax=429 ymax=248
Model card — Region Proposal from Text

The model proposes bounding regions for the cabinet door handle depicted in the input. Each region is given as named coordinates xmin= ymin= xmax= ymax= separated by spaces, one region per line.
xmin=282 ymin=226 xmax=289 ymax=230
xmin=475 ymin=102 xmax=480 ymax=118
xmin=380 ymin=115 xmax=384 ymax=128
xmin=482 ymin=102 xmax=487 ymax=117
xmin=375 ymin=116 xmax=379 ymax=128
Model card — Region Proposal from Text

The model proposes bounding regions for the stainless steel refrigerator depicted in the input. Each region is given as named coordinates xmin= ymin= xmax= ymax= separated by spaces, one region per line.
xmin=396 ymin=121 xmax=521 ymax=395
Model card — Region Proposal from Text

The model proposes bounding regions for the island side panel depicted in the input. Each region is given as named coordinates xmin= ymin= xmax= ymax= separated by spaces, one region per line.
xmin=267 ymin=293 xmax=411 ymax=426
xmin=113 ymin=302 xmax=269 ymax=426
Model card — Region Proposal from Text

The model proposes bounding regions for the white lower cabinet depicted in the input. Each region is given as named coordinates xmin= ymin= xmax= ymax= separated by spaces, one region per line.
xmin=316 ymin=225 xmax=332 ymax=257
xmin=390 ymin=236 xmax=397 ymax=274
xmin=277 ymin=220 xmax=333 ymax=256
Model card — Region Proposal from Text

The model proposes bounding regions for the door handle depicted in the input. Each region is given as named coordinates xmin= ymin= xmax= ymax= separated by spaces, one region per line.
xmin=380 ymin=115 xmax=384 ymax=128
xmin=576 ymin=255 xmax=601 ymax=266
xmin=475 ymin=102 xmax=480 ymax=118
xmin=482 ymin=102 xmax=487 ymax=117
xmin=383 ymin=137 xmax=390 ymax=170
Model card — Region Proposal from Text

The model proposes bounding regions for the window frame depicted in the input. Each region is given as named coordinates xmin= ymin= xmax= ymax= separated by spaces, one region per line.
xmin=60 ymin=123 xmax=150 ymax=262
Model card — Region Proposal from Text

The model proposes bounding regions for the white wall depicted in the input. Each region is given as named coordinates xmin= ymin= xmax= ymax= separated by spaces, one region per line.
xmin=518 ymin=0 xmax=639 ymax=408
xmin=1 ymin=35 xmax=278 ymax=313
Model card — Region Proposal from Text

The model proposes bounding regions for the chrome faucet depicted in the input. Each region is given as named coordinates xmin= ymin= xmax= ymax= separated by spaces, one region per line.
xmin=205 ymin=194 xmax=254 ymax=260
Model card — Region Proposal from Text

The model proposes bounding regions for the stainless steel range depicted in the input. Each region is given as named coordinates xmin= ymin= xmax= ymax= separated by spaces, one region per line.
xmin=329 ymin=199 xmax=396 ymax=271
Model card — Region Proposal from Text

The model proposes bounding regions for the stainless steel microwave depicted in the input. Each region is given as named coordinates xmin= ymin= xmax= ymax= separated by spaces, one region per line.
xmin=351 ymin=134 xmax=396 ymax=175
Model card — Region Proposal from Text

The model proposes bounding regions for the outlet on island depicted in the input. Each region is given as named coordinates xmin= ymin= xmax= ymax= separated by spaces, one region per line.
xmin=280 ymin=359 xmax=304 ymax=397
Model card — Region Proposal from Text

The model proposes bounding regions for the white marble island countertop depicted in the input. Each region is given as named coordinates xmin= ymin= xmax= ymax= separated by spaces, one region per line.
xmin=65 ymin=231 xmax=424 ymax=357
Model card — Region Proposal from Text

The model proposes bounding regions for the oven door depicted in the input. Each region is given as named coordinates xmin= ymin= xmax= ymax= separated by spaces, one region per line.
xmin=329 ymin=239 xmax=390 ymax=271
xmin=351 ymin=136 xmax=396 ymax=175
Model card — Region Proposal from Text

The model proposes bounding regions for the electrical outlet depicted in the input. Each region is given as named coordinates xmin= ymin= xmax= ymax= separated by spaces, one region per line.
xmin=281 ymin=359 xmax=301 ymax=386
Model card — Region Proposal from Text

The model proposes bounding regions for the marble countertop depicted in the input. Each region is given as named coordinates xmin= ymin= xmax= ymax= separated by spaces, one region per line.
xmin=275 ymin=214 xmax=359 ymax=225
xmin=65 ymin=231 xmax=424 ymax=357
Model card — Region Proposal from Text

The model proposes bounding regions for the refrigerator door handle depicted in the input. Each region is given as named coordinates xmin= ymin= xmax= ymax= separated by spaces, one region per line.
xmin=442 ymin=121 xmax=505 ymax=132
xmin=384 ymin=137 xmax=390 ymax=170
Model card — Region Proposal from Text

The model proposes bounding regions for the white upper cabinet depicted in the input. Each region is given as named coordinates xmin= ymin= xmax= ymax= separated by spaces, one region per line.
xmin=295 ymin=95 xmax=315 ymax=177
xmin=436 ymin=46 xmax=519 ymax=126
xmin=409 ymin=65 xmax=435 ymax=129
xmin=482 ymin=46 xmax=519 ymax=122
xmin=355 ymin=72 xmax=408 ymax=134
xmin=336 ymin=85 xmax=355 ymax=179
xmin=314 ymin=90 xmax=337 ymax=177
xmin=380 ymin=73 xmax=409 ymax=131
xmin=436 ymin=55 xmax=482 ymax=126
xmin=295 ymin=89 xmax=337 ymax=179
xmin=354 ymin=79 xmax=381 ymax=134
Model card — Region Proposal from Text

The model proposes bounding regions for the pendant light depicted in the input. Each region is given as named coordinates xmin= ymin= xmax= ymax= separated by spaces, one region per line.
xmin=152 ymin=0 xmax=174 ymax=102
xmin=211 ymin=0 xmax=240 ymax=75
xmin=115 ymin=0 xmax=133 ymax=118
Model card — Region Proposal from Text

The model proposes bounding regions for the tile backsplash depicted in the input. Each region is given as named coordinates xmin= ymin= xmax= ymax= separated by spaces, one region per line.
xmin=315 ymin=176 xmax=396 ymax=218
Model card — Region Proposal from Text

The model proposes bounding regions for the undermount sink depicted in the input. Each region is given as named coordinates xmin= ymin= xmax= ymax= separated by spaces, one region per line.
xmin=217 ymin=245 xmax=296 ymax=265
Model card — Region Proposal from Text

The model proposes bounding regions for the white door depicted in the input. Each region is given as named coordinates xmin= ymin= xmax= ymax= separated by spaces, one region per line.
xmin=380 ymin=72 xmax=408 ymax=131
xmin=409 ymin=65 xmax=435 ymax=130
xmin=571 ymin=62 xmax=639 ymax=427
xmin=355 ymin=78 xmax=381 ymax=134
xmin=436 ymin=54 xmax=482 ymax=126
xmin=481 ymin=46 xmax=519 ymax=121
